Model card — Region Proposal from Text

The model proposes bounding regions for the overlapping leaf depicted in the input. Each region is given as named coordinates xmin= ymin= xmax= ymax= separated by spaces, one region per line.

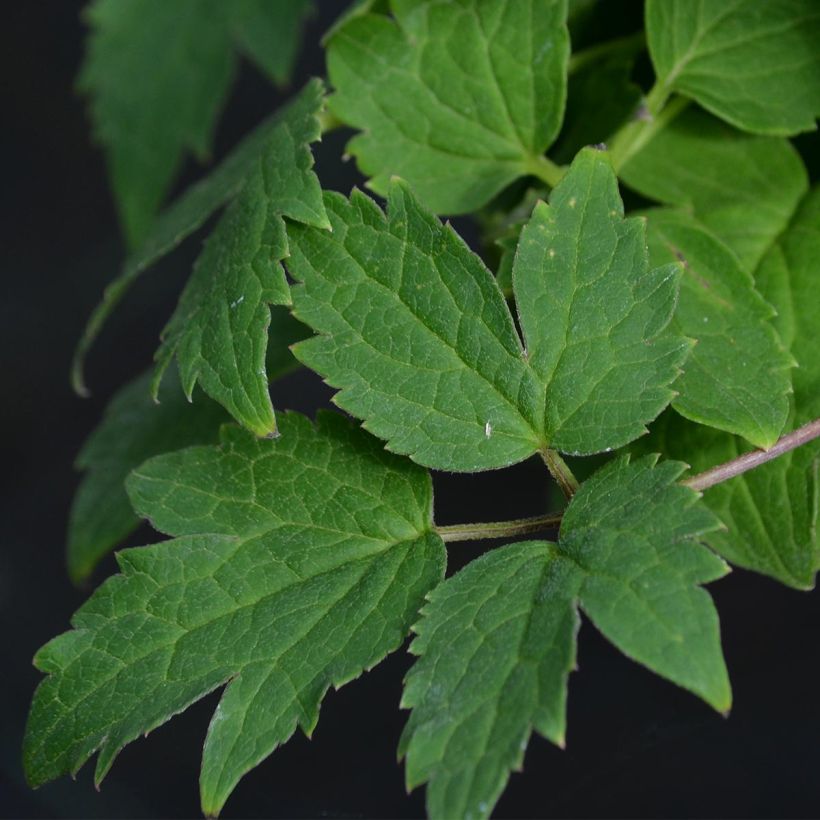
xmin=26 ymin=412 xmax=445 ymax=816
xmin=68 ymin=308 xmax=307 ymax=583
xmin=79 ymin=0 xmax=313 ymax=245
xmin=286 ymin=148 xmax=688 ymax=471
xmin=152 ymin=86 xmax=329 ymax=436
xmin=644 ymin=209 xmax=793 ymax=449
xmin=401 ymin=455 xmax=728 ymax=819
xmin=326 ymin=0 xmax=569 ymax=213
xmin=621 ymin=107 xmax=809 ymax=270
xmin=640 ymin=187 xmax=820 ymax=588
xmin=646 ymin=0 xmax=820 ymax=136
xmin=73 ymin=80 xmax=327 ymax=397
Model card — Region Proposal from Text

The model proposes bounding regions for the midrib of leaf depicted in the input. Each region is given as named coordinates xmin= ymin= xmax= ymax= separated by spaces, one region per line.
xmin=35 ymin=533 xmax=427 ymax=760
xmin=304 ymin=217 xmax=544 ymax=443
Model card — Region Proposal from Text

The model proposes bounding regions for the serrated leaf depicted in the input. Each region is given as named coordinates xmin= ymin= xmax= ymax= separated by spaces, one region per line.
xmin=646 ymin=0 xmax=820 ymax=136
xmin=72 ymin=79 xmax=327 ymax=397
xmin=620 ymin=107 xmax=809 ymax=270
xmin=67 ymin=308 xmax=307 ymax=583
xmin=286 ymin=148 xmax=688 ymax=471
xmin=637 ymin=187 xmax=820 ymax=589
xmin=79 ymin=0 xmax=312 ymax=246
xmin=639 ymin=412 xmax=818 ymax=589
xmin=326 ymin=0 xmax=569 ymax=214
xmin=152 ymin=88 xmax=328 ymax=436
xmin=401 ymin=455 xmax=728 ymax=819
xmin=26 ymin=412 xmax=445 ymax=816
xmin=644 ymin=208 xmax=793 ymax=449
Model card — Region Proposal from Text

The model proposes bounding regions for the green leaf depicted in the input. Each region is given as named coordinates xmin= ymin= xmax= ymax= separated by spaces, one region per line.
xmin=620 ymin=107 xmax=809 ymax=270
xmin=639 ymin=412 xmax=818 ymax=589
xmin=67 ymin=308 xmax=307 ymax=583
xmin=637 ymin=187 xmax=820 ymax=589
xmin=72 ymin=79 xmax=327 ymax=397
xmin=644 ymin=208 xmax=793 ymax=449
xmin=152 ymin=90 xmax=328 ymax=436
xmin=79 ymin=0 xmax=313 ymax=246
xmin=646 ymin=0 xmax=820 ymax=136
xmin=286 ymin=148 xmax=688 ymax=471
xmin=26 ymin=412 xmax=445 ymax=816
xmin=401 ymin=455 xmax=729 ymax=819
xmin=326 ymin=0 xmax=569 ymax=213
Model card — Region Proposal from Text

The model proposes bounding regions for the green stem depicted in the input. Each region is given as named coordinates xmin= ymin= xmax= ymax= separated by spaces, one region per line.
xmin=522 ymin=154 xmax=566 ymax=188
xmin=436 ymin=512 xmax=563 ymax=543
xmin=539 ymin=448 xmax=580 ymax=500
xmin=568 ymin=31 xmax=647 ymax=75
xmin=608 ymin=86 xmax=688 ymax=172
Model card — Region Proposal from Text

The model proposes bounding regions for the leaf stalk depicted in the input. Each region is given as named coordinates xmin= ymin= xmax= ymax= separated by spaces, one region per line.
xmin=436 ymin=512 xmax=563 ymax=543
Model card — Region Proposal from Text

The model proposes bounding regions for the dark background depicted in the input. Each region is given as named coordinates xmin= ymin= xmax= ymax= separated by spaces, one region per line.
xmin=3 ymin=2 xmax=820 ymax=818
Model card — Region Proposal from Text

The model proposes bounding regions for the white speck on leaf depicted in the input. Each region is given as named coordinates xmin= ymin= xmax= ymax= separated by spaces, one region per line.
xmin=485 ymin=421 xmax=492 ymax=438
xmin=230 ymin=295 xmax=245 ymax=309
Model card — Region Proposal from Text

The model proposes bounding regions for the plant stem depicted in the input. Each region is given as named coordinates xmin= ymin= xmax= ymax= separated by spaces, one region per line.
xmin=437 ymin=419 xmax=820 ymax=545
xmin=683 ymin=417 xmax=820 ymax=493
xmin=608 ymin=87 xmax=688 ymax=171
xmin=436 ymin=512 xmax=563 ymax=543
xmin=568 ymin=31 xmax=646 ymax=75
xmin=522 ymin=154 xmax=566 ymax=188
xmin=540 ymin=448 xmax=580 ymax=500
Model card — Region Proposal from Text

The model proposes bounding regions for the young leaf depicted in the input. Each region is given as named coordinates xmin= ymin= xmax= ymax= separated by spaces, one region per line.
xmin=72 ymin=79 xmax=327 ymax=397
xmin=25 ymin=412 xmax=445 ymax=816
xmin=644 ymin=209 xmax=793 ymax=449
xmin=401 ymin=455 xmax=729 ymax=819
xmin=326 ymin=0 xmax=569 ymax=213
xmin=79 ymin=0 xmax=313 ymax=246
xmin=286 ymin=148 xmax=688 ymax=471
xmin=646 ymin=0 xmax=820 ymax=136
xmin=152 ymin=90 xmax=329 ymax=436
xmin=620 ymin=107 xmax=809 ymax=270
xmin=67 ymin=308 xmax=307 ymax=583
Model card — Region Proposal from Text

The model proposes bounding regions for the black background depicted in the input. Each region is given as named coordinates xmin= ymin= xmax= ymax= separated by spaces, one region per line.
xmin=3 ymin=2 xmax=820 ymax=818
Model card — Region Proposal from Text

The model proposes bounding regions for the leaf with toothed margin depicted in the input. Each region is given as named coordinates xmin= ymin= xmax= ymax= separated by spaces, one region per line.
xmin=326 ymin=0 xmax=570 ymax=214
xmin=635 ymin=187 xmax=820 ymax=590
xmin=400 ymin=454 xmax=729 ymax=819
xmin=149 ymin=84 xmax=329 ymax=437
xmin=72 ymin=79 xmax=326 ymax=399
xmin=285 ymin=148 xmax=689 ymax=472
xmin=643 ymin=208 xmax=794 ymax=449
xmin=25 ymin=412 xmax=445 ymax=817
xmin=78 ymin=0 xmax=313 ymax=247
xmin=67 ymin=308 xmax=307 ymax=583
xmin=646 ymin=0 xmax=820 ymax=136
xmin=620 ymin=107 xmax=809 ymax=271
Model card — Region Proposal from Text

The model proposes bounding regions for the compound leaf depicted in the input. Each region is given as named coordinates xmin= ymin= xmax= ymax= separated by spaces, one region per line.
xmin=286 ymin=148 xmax=688 ymax=471
xmin=72 ymin=80 xmax=327 ymax=397
xmin=152 ymin=83 xmax=328 ymax=436
xmin=326 ymin=0 xmax=569 ymax=214
xmin=79 ymin=0 xmax=312 ymax=246
xmin=401 ymin=455 xmax=728 ymax=819
xmin=26 ymin=412 xmax=445 ymax=816
xmin=638 ymin=187 xmax=820 ymax=589
xmin=644 ymin=209 xmax=793 ymax=448
xmin=67 ymin=308 xmax=307 ymax=583
xmin=646 ymin=0 xmax=820 ymax=136
xmin=621 ymin=107 xmax=809 ymax=270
